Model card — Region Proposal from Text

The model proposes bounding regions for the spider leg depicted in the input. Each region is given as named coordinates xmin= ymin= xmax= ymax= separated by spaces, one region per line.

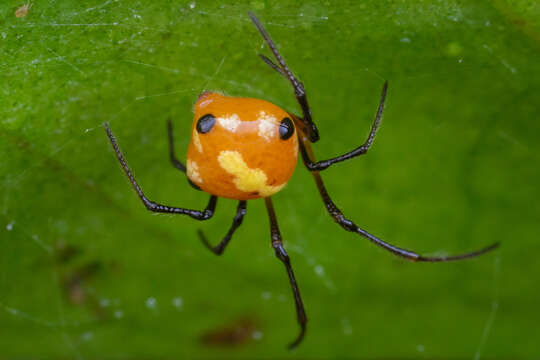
xmin=167 ymin=118 xmax=187 ymax=173
xmin=199 ymin=200 xmax=247 ymax=255
xmin=297 ymin=132 xmax=499 ymax=262
xmin=265 ymin=197 xmax=307 ymax=349
xmin=249 ymin=11 xmax=319 ymax=143
xmin=258 ymin=54 xmax=286 ymax=77
xmin=299 ymin=81 xmax=388 ymax=172
xmin=105 ymin=123 xmax=216 ymax=220
xmin=167 ymin=119 xmax=202 ymax=191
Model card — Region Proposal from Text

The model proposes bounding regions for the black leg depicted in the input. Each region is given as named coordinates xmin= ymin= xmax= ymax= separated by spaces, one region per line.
xmin=199 ymin=200 xmax=247 ymax=255
xmin=298 ymin=134 xmax=499 ymax=262
xmin=105 ymin=123 xmax=216 ymax=220
xmin=167 ymin=118 xmax=186 ymax=173
xmin=249 ymin=12 xmax=319 ymax=143
xmin=258 ymin=54 xmax=286 ymax=77
xmin=299 ymin=81 xmax=388 ymax=172
xmin=264 ymin=197 xmax=307 ymax=349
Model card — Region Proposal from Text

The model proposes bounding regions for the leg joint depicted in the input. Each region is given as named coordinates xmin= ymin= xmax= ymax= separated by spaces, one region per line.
xmin=272 ymin=241 xmax=290 ymax=263
xmin=306 ymin=161 xmax=329 ymax=172
xmin=200 ymin=209 xmax=214 ymax=220
xmin=335 ymin=215 xmax=357 ymax=232
xmin=143 ymin=200 xmax=158 ymax=211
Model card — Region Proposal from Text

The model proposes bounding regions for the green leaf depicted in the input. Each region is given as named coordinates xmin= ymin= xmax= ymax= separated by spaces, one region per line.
xmin=1 ymin=0 xmax=539 ymax=358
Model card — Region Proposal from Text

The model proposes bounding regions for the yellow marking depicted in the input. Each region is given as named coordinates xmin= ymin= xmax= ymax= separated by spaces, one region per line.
xmin=187 ymin=160 xmax=203 ymax=183
xmin=217 ymin=114 xmax=241 ymax=133
xmin=192 ymin=128 xmax=203 ymax=153
xmin=257 ymin=111 xmax=278 ymax=141
xmin=218 ymin=150 xmax=286 ymax=197
xmin=292 ymin=135 xmax=299 ymax=158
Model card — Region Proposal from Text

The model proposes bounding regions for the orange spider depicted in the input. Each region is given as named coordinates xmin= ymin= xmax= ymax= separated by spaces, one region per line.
xmin=104 ymin=12 xmax=498 ymax=349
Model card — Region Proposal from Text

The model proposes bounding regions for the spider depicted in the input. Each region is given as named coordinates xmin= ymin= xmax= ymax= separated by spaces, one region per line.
xmin=104 ymin=12 xmax=499 ymax=349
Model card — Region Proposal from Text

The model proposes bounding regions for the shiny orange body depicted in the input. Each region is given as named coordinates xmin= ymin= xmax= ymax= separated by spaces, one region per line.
xmin=186 ymin=92 xmax=298 ymax=200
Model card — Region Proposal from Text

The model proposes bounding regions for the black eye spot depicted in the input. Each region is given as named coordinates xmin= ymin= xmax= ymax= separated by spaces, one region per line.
xmin=196 ymin=114 xmax=216 ymax=134
xmin=279 ymin=117 xmax=294 ymax=140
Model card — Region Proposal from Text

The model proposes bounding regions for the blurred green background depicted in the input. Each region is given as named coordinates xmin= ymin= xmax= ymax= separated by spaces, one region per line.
xmin=1 ymin=0 xmax=539 ymax=358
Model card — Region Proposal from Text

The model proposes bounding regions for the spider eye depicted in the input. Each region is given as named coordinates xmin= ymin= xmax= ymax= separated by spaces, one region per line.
xmin=279 ymin=117 xmax=294 ymax=140
xmin=196 ymin=114 xmax=216 ymax=134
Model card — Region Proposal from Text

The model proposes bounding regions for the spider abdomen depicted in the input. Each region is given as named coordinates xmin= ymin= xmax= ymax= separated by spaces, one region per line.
xmin=186 ymin=92 xmax=298 ymax=200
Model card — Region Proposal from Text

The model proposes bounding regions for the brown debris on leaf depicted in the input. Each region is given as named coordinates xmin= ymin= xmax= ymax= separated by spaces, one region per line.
xmin=15 ymin=3 xmax=32 ymax=18
xmin=201 ymin=316 xmax=262 ymax=347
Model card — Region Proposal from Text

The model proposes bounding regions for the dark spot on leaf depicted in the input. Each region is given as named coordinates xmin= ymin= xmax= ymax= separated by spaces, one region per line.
xmin=201 ymin=316 xmax=260 ymax=347
xmin=55 ymin=240 xmax=81 ymax=264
